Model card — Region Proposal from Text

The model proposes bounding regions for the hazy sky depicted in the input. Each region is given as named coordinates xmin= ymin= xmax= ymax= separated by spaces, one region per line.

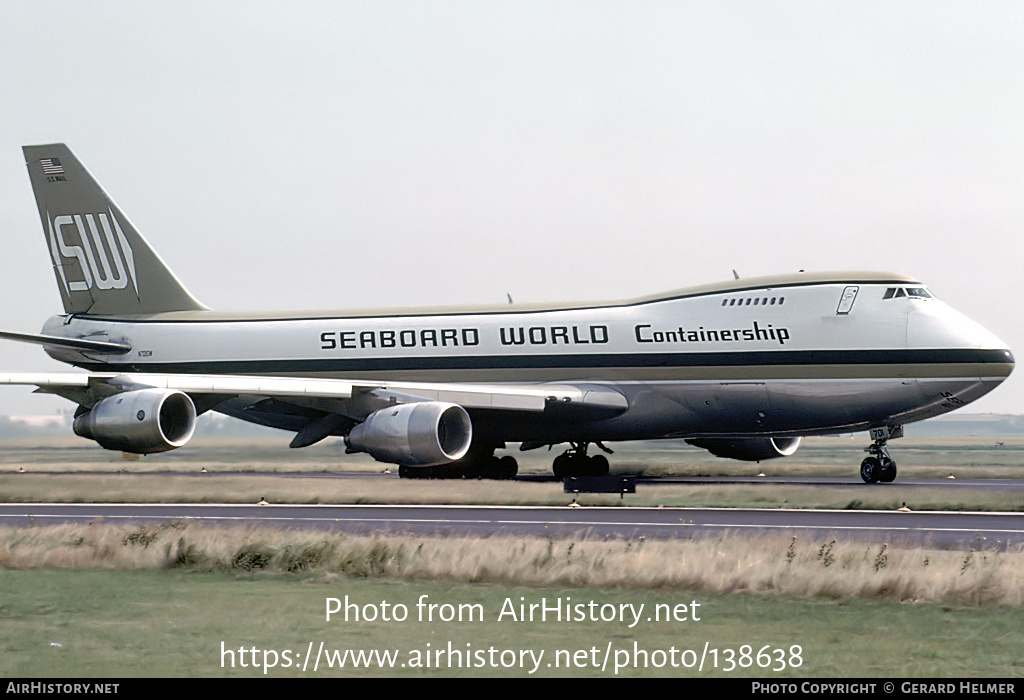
xmin=1 ymin=1 xmax=1023 ymax=418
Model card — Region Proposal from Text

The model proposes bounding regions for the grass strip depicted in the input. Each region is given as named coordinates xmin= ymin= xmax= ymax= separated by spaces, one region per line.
xmin=1 ymin=472 xmax=1022 ymax=512
xmin=2 ymin=527 xmax=1024 ymax=677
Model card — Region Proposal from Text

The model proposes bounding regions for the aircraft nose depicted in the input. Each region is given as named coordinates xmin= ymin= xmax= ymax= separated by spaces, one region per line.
xmin=986 ymin=347 xmax=1016 ymax=382
xmin=907 ymin=302 xmax=1014 ymax=379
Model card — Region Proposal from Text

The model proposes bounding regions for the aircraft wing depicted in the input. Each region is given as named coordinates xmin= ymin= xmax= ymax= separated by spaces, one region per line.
xmin=0 ymin=372 xmax=628 ymax=417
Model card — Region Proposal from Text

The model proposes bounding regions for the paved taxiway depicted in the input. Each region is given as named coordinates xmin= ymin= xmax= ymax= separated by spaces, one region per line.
xmin=31 ymin=470 xmax=1024 ymax=492
xmin=2 ymin=501 xmax=1022 ymax=549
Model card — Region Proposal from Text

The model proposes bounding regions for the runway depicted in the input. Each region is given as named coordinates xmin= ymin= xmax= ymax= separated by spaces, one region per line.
xmin=2 ymin=501 xmax=1022 ymax=549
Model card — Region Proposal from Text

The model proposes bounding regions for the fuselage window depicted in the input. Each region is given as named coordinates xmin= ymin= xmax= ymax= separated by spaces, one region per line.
xmin=723 ymin=295 xmax=785 ymax=307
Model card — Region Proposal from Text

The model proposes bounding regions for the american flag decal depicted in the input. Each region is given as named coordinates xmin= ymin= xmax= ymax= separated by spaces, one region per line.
xmin=40 ymin=158 xmax=64 ymax=175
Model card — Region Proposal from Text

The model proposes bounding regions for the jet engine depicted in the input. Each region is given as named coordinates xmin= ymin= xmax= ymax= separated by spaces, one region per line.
xmin=345 ymin=402 xmax=472 ymax=466
xmin=73 ymin=389 xmax=197 ymax=454
xmin=685 ymin=437 xmax=801 ymax=462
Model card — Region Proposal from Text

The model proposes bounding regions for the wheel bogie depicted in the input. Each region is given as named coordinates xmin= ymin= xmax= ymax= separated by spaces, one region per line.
xmin=397 ymin=453 xmax=518 ymax=479
xmin=552 ymin=450 xmax=610 ymax=478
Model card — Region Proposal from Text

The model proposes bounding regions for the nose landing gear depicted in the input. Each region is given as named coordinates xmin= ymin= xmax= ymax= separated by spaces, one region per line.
xmin=861 ymin=425 xmax=901 ymax=483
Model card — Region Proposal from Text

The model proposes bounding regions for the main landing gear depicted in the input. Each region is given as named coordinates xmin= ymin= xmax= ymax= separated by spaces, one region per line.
xmin=462 ymin=453 xmax=519 ymax=480
xmin=397 ymin=447 xmax=518 ymax=479
xmin=552 ymin=442 xmax=611 ymax=478
xmin=860 ymin=426 xmax=902 ymax=484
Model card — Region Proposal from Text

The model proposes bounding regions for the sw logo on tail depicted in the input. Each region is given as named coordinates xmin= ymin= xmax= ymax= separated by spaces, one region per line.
xmin=47 ymin=211 xmax=138 ymax=297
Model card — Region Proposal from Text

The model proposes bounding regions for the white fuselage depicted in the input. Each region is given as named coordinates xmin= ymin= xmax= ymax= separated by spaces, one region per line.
xmin=41 ymin=274 xmax=1013 ymax=442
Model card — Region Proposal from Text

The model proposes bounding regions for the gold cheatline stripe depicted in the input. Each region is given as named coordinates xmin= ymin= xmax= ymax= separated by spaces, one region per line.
xmin=266 ymin=362 xmax=1009 ymax=383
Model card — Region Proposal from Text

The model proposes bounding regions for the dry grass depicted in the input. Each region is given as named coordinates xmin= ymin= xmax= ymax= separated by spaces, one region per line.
xmin=2 ymin=522 xmax=1023 ymax=608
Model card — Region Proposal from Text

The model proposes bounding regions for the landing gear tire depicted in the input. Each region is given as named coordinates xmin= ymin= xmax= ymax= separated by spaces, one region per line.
xmin=495 ymin=455 xmax=519 ymax=479
xmin=860 ymin=457 xmax=881 ymax=484
xmin=878 ymin=458 xmax=897 ymax=483
xmin=552 ymin=452 xmax=572 ymax=479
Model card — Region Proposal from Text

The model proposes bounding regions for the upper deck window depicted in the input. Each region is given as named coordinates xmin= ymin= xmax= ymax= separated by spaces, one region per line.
xmin=721 ymin=295 xmax=784 ymax=307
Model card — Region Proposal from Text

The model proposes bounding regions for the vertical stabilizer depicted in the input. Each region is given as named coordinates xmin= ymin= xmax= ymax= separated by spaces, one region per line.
xmin=23 ymin=144 xmax=207 ymax=315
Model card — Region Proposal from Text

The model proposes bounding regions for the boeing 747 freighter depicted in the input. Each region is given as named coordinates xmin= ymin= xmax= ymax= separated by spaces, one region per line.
xmin=1 ymin=144 xmax=1013 ymax=482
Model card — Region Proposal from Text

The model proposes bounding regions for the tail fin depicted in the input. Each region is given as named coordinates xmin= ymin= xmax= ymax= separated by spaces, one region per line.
xmin=22 ymin=143 xmax=207 ymax=316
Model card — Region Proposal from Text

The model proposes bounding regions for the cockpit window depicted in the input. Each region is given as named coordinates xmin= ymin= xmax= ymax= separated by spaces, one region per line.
xmin=884 ymin=286 xmax=933 ymax=300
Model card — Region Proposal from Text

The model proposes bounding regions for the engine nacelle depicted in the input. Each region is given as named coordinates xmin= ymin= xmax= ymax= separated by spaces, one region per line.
xmin=73 ymin=389 xmax=197 ymax=454
xmin=686 ymin=436 xmax=802 ymax=462
xmin=345 ymin=402 xmax=472 ymax=466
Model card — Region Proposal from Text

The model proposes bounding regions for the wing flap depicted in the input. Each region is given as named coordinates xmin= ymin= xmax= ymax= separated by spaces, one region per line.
xmin=106 ymin=374 xmax=357 ymax=399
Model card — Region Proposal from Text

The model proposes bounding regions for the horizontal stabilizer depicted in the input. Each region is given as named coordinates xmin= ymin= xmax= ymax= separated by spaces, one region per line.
xmin=0 ymin=330 xmax=131 ymax=354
